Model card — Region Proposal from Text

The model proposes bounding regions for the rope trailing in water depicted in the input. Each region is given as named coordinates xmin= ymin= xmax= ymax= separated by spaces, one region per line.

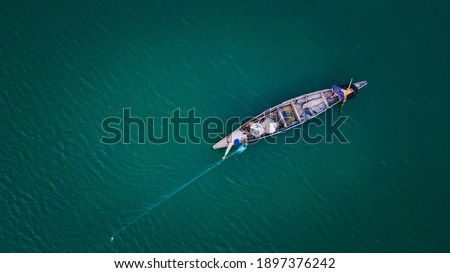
xmin=110 ymin=144 xmax=247 ymax=242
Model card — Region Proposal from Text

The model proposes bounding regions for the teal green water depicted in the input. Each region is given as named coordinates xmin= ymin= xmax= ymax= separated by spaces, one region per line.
xmin=1 ymin=0 xmax=449 ymax=252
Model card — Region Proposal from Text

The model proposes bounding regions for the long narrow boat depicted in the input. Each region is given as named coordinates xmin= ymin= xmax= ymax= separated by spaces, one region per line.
xmin=213 ymin=81 xmax=368 ymax=154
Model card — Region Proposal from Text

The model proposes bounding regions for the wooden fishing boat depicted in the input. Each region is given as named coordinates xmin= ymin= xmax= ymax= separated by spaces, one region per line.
xmin=213 ymin=81 xmax=367 ymax=154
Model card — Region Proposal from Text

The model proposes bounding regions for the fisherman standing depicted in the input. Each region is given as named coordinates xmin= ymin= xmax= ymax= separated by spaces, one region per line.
xmin=222 ymin=131 xmax=247 ymax=159
xmin=331 ymin=79 xmax=358 ymax=111
xmin=331 ymin=84 xmax=355 ymax=103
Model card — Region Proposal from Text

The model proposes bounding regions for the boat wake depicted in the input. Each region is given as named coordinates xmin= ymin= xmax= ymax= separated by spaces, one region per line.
xmin=110 ymin=145 xmax=247 ymax=242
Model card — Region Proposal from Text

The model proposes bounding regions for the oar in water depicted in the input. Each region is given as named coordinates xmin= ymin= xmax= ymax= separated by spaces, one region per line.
xmin=339 ymin=78 xmax=353 ymax=112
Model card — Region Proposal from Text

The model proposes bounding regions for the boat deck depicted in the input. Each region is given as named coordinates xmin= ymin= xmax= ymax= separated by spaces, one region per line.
xmin=213 ymin=81 xmax=367 ymax=149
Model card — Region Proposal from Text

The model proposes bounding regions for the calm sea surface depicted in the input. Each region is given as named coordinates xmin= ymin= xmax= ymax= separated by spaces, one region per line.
xmin=1 ymin=0 xmax=449 ymax=252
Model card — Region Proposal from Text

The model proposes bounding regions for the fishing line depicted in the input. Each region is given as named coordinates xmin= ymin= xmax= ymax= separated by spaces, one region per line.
xmin=110 ymin=144 xmax=247 ymax=242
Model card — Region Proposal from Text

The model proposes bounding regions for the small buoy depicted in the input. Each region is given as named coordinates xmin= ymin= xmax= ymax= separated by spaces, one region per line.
xmin=111 ymin=236 xmax=114 ymax=242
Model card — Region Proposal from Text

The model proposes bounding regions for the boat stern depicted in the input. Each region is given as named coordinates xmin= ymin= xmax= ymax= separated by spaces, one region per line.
xmin=355 ymin=80 xmax=368 ymax=89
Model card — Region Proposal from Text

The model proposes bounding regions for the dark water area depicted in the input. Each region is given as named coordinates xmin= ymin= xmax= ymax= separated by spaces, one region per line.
xmin=1 ymin=0 xmax=449 ymax=252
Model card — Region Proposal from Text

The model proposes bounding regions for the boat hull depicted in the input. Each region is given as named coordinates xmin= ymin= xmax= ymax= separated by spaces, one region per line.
xmin=213 ymin=81 xmax=367 ymax=149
